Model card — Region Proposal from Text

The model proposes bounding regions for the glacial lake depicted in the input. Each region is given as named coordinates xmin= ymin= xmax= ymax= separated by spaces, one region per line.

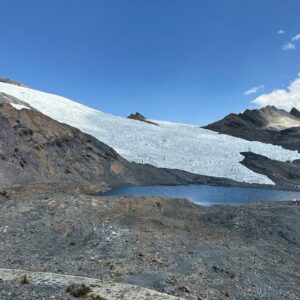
xmin=98 ymin=184 xmax=300 ymax=206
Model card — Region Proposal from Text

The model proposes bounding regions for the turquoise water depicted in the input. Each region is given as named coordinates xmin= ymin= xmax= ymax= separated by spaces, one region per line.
xmin=98 ymin=184 xmax=300 ymax=206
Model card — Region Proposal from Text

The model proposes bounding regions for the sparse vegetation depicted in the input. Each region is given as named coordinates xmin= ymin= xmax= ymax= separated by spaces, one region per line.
xmin=66 ymin=283 xmax=91 ymax=298
xmin=66 ymin=283 xmax=107 ymax=299
xmin=20 ymin=275 xmax=30 ymax=284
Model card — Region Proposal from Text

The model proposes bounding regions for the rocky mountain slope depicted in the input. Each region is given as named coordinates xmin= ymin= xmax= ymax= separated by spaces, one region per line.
xmin=240 ymin=152 xmax=300 ymax=189
xmin=0 ymin=99 xmax=252 ymax=197
xmin=1 ymin=82 xmax=300 ymax=186
xmin=205 ymin=105 xmax=300 ymax=151
xmin=0 ymin=101 xmax=133 ymax=193
xmin=204 ymin=106 xmax=300 ymax=189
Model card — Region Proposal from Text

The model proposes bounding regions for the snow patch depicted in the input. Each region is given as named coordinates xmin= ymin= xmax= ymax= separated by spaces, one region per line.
xmin=10 ymin=103 xmax=29 ymax=110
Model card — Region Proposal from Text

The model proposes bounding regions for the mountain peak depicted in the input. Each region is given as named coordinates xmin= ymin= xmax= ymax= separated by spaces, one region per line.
xmin=290 ymin=107 xmax=300 ymax=119
xmin=204 ymin=105 xmax=300 ymax=151
xmin=127 ymin=112 xmax=158 ymax=125
xmin=207 ymin=105 xmax=300 ymax=132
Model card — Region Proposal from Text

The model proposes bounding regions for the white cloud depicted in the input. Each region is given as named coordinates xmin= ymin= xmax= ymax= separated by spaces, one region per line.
xmin=292 ymin=33 xmax=300 ymax=41
xmin=252 ymin=74 xmax=300 ymax=111
xmin=244 ymin=85 xmax=265 ymax=96
xmin=278 ymin=30 xmax=285 ymax=34
xmin=282 ymin=42 xmax=296 ymax=50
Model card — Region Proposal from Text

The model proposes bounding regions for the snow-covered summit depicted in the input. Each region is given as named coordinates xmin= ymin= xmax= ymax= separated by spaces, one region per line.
xmin=0 ymin=82 xmax=300 ymax=185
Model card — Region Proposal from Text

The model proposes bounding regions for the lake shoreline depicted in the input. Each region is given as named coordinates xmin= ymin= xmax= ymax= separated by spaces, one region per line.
xmin=97 ymin=183 xmax=300 ymax=206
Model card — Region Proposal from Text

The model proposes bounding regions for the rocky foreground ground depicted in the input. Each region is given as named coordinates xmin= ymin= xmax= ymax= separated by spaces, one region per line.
xmin=0 ymin=194 xmax=299 ymax=299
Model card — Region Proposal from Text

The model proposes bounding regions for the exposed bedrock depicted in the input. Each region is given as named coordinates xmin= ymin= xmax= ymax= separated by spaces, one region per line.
xmin=241 ymin=152 xmax=300 ymax=189
xmin=204 ymin=105 xmax=300 ymax=151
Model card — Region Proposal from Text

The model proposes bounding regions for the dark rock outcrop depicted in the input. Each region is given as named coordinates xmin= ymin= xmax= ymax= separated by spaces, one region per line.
xmin=290 ymin=107 xmax=300 ymax=119
xmin=0 ymin=77 xmax=27 ymax=87
xmin=241 ymin=152 xmax=300 ymax=189
xmin=127 ymin=112 xmax=158 ymax=125
xmin=204 ymin=106 xmax=300 ymax=151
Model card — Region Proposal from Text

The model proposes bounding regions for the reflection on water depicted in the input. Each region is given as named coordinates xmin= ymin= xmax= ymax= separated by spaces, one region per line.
xmin=98 ymin=184 xmax=300 ymax=206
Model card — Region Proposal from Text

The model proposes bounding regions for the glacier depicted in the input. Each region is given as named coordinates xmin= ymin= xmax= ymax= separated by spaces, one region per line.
xmin=1 ymin=82 xmax=300 ymax=185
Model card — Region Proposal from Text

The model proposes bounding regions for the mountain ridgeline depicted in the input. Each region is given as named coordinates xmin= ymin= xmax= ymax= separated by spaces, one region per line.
xmin=204 ymin=106 xmax=300 ymax=189
xmin=204 ymin=105 xmax=300 ymax=151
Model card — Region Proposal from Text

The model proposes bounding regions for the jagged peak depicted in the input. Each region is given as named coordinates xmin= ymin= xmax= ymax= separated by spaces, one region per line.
xmin=128 ymin=112 xmax=146 ymax=120
xmin=290 ymin=107 xmax=300 ymax=119
xmin=127 ymin=112 xmax=158 ymax=126
xmin=206 ymin=105 xmax=300 ymax=131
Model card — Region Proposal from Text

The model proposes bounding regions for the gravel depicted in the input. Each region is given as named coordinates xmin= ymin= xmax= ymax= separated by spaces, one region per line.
xmin=0 ymin=194 xmax=299 ymax=299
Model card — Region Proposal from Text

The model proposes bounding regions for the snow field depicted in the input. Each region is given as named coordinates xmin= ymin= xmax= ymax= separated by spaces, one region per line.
xmin=1 ymin=82 xmax=300 ymax=184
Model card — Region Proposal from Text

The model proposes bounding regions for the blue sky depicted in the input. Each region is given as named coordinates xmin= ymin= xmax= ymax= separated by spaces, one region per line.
xmin=1 ymin=0 xmax=300 ymax=125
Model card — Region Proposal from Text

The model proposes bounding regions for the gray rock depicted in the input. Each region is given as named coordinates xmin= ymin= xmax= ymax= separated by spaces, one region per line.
xmin=0 ymin=194 xmax=299 ymax=299
xmin=0 ymin=78 xmax=27 ymax=87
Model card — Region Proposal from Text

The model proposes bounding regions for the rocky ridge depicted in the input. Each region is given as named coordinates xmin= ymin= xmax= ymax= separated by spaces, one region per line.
xmin=0 ymin=78 xmax=27 ymax=87
xmin=204 ymin=106 xmax=300 ymax=189
xmin=204 ymin=105 xmax=300 ymax=151
xmin=127 ymin=112 xmax=158 ymax=125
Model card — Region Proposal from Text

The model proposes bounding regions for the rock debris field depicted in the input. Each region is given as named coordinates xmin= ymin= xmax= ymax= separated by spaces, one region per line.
xmin=0 ymin=193 xmax=299 ymax=299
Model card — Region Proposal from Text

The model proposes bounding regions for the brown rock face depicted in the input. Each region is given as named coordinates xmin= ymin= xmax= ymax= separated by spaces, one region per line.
xmin=0 ymin=102 xmax=133 ymax=192
xmin=204 ymin=106 xmax=300 ymax=151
